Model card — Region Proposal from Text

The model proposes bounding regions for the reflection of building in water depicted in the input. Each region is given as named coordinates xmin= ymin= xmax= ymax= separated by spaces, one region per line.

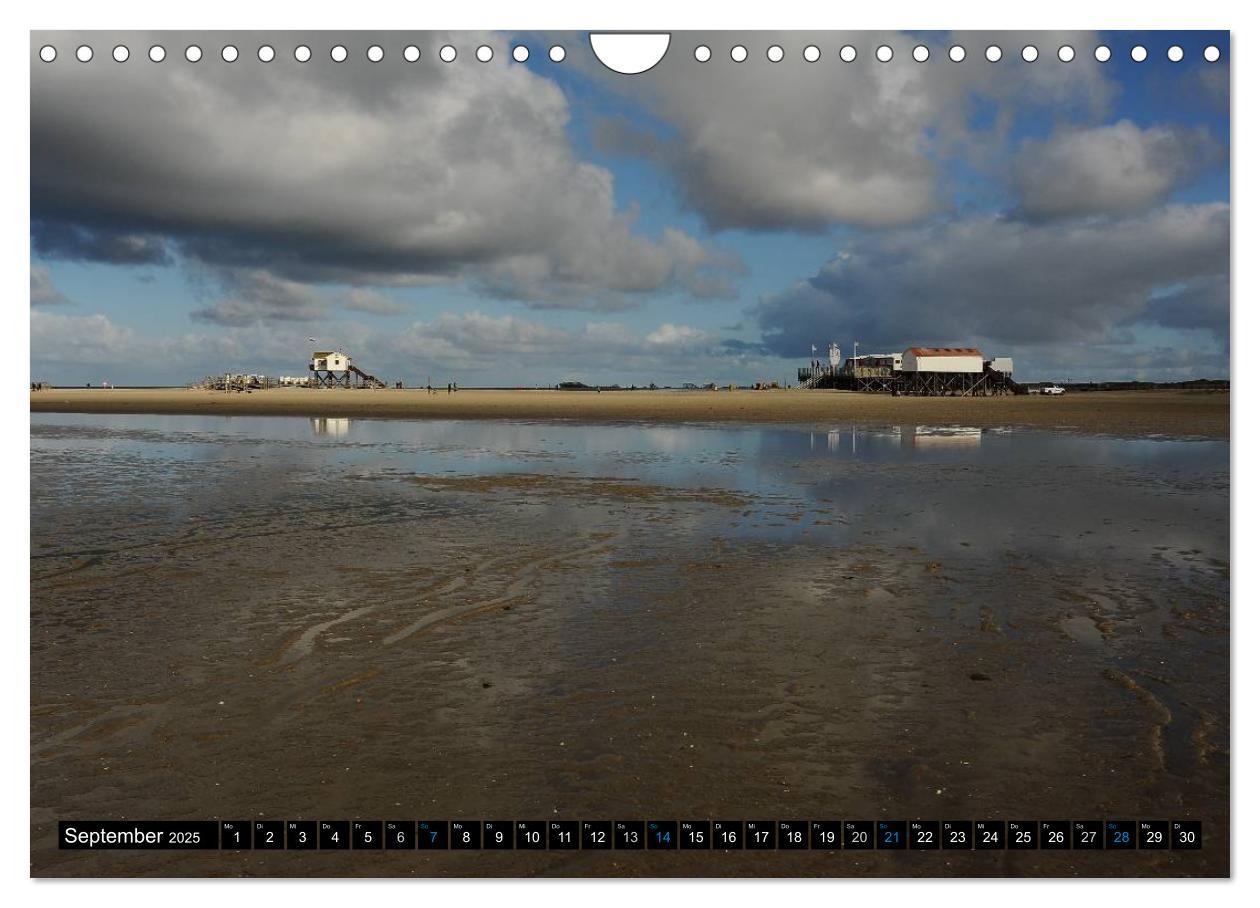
xmin=310 ymin=417 xmax=351 ymax=437
xmin=810 ymin=425 xmax=866 ymax=454
xmin=900 ymin=426 xmax=982 ymax=449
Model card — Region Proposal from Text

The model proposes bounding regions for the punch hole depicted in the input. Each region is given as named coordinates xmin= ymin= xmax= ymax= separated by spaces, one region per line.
xmin=258 ymin=45 xmax=275 ymax=62
xmin=839 ymin=45 xmax=856 ymax=62
xmin=730 ymin=45 xmax=747 ymax=62
xmin=589 ymin=33 xmax=668 ymax=73
xmin=1021 ymin=45 xmax=1038 ymax=62
xmin=76 ymin=45 xmax=93 ymax=63
xmin=512 ymin=45 xmax=528 ymax=62
xmin=767 ymin=45 xmax=784 ymax=62
xmin=476 ymin=45 xmax=493 ymax=62
xmin=39 ymin=45 xmax=57 ymax=62
xmin=694 ymin=45 xmax=711 ymax=62
xmin=949 ymin=45 xmax=965 ymax=62
xmin=440 ymin=45 xmax=457 ymax=62
xmin=1204 ymin=46 xmax=1220 ymax=62
xmin=149 ymin=45 xmax=166 ymax=62
xmin=876 ymin=45 xmax=893 ymax=62
xmin=367 ymin=45 xmax=384 ymax=62
xmin=331 ymin=45 xmax=348 ymax=62
xmin=1131 ymin=45 xmax=1147 ymax=62
xmin=112 ymin=45 xmax=129 ymax=63
xmin=803 ymin=45 xmax=820 ymax=62
xmin=1095 ymin=45 xmax=1112 ymax=62
xmin=1058 ymin=45 xmax=1074 ymax=62
xmin=295 ymin=45 xmax=312 ymax=62
xmin=185 ymin=45 xmax=202 ymax=62
xmin=985 ymin=45 xmax=1002 ymax=62
xmin=404 ymin=45 xmax=421 ymax=62
xmin=913 ymin=45 xmax=929 ymax=62
xmin=221 ymin=45 xmax=238 ymax=63
xmin=549 ymin=45 xmax=566 ymax=62
xmin=1167 ymin=45 xmax=1184 ymax=62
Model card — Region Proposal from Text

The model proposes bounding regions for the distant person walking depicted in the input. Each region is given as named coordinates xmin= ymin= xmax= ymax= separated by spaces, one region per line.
xmin=447 ymin=382 xmax=452 ymax=395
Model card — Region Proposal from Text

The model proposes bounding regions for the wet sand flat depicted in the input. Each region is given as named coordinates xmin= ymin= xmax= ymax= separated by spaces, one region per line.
xmin=31 ymin=388 xmax=1228 ymax=438
xmin=30 ymin=417 xmax=1229 ymax=877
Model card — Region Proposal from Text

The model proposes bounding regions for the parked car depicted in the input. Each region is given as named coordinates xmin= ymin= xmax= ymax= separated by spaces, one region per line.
xmin=1042 ymin=385 xmax=1066 ymax=395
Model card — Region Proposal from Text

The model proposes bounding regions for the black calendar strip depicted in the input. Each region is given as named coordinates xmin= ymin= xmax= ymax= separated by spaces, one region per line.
xmin=59 ymin=819 xmax=1202 ymax=851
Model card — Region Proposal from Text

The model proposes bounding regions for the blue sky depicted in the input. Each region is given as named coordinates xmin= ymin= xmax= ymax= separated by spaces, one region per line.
xmin=31 ymin=30 xmax=1229 ymax=385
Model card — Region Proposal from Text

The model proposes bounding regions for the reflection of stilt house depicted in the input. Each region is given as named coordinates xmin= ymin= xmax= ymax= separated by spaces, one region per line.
xmin=900 ymin=425 xmax=983 ymax=448
xmin=309 ymin=350 xmax=386 ymax=389
xmin=310 ymin=417 xmax=350 ymax=437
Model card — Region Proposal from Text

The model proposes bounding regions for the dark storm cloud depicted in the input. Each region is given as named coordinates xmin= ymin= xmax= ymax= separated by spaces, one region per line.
xmin=32 ymin=220 xmax=170 ymax=265
xmin=1013 ymin=121 xmax=1223 ymax=220
xmin=30 ymin=30 xmax=738 ymax=313
xmin=587 ymin=30 xmax=1116 ymax=232
xmin=1128 ymin=274 xmax=1229 ymax=340
xmin=755 ymin=203 xmax=1229 ymax=356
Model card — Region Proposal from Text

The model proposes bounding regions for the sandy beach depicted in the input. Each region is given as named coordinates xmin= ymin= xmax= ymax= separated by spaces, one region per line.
xmin=30 ymin=387 xmax=1229 ymax=438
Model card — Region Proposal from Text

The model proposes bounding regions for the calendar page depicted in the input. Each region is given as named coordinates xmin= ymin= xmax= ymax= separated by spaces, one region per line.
xmin=29 ymin=29 xmax=1229 ymax=879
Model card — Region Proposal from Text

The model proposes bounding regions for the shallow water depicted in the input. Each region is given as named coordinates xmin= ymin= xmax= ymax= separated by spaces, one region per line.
xmin=31 ymin=414 xmax=1227 ymax=548
xmin=30 ymin=415 xmax=1229 ymax=877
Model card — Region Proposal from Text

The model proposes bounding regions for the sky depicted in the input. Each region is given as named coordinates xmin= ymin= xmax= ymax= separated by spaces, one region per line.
xmin=30 ymin=29 xmax=1230 ymax=386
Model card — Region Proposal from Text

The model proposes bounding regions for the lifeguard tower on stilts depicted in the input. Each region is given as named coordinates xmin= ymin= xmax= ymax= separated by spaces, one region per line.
xmin=308 ymin=350 xmax=386 ymax=389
